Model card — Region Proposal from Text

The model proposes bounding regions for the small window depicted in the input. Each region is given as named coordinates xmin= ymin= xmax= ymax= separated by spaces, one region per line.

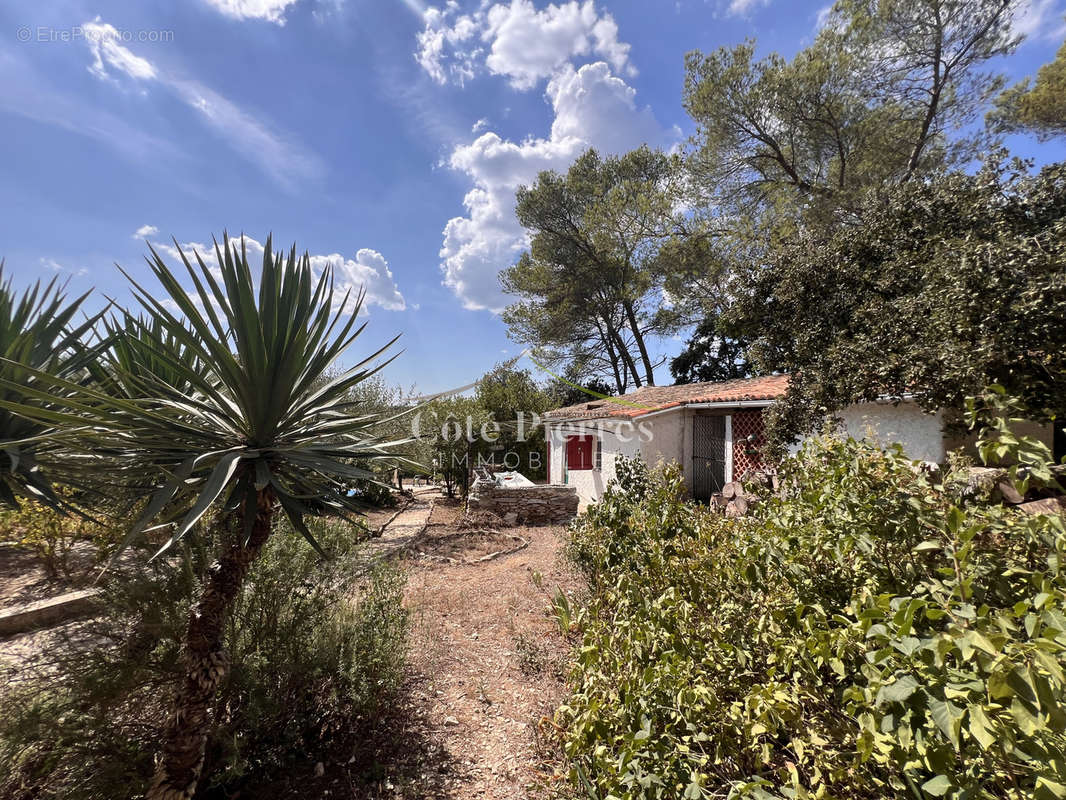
xmin=595 ymin=437 xmax=602 ymax=471
xmin=566 ymin=435 xmax=594 ymax=471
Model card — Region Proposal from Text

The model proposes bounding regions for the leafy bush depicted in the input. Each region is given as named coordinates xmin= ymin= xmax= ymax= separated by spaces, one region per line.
xmin=353 ymin=473 xmax=401 ymax=507
xmin=0 ymin=517 xmax=408 ymax=800
xmin=558 ymin=402 xmax=1066 ymax=799
xmin=0 ymin=493 xmax=120 ymax=577
xmin=0 ymin=500 xmax=81 ymax=577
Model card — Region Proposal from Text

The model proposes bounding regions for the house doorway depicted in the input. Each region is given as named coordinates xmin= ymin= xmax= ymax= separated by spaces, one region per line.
xmin=692 ymin=414 xmax=728 ymax=502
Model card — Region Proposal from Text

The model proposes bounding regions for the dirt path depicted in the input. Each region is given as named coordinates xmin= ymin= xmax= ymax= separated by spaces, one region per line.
xmin=364 ymin=487 xmax=436 ymax=560
xmin=360 ymin=496 xmax=576 ymax=799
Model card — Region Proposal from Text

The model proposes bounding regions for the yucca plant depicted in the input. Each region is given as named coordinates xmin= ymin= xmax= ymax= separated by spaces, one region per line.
xmin=94 ymin=312 xmax=210 ymax=400
xmin=0 ymin=264 xmax=104 ymax=508
xmin=1 ymin=235 xmax=409 ymax=798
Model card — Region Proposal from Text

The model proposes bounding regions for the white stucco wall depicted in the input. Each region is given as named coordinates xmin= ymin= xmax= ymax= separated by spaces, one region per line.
xmin=546 ymin=419 xmax=645 ymax=506
xmin=640 ymin=412 xmax=685 ymax=476
xmin=835 ymin=402 xmax=947 ymax=463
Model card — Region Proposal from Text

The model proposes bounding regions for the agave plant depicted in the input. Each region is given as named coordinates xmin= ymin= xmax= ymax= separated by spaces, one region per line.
xmin=0 ymin=265 xmax=104 ymax=508
xmin=1 ymin=235 xmax=409 ymax=798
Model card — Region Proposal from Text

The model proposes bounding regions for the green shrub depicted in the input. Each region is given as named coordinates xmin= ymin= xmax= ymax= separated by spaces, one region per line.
xmin=0 ymin=517 xmax=408 ymax=799
xmin=0 ymin=495 xmax=110 ymax=577
xmin=558 ymin=400 xmax=1066 ymax=799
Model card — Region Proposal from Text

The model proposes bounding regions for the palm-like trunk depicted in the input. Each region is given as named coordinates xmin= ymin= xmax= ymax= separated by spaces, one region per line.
xmin=146 ymin=489 xmax=276 ymax=800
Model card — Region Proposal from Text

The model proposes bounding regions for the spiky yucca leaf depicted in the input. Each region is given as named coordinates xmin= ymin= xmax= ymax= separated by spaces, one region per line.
xmin=0 ymin=265 xmax=105 ymax=508
xmin=94 ymin=312 xmax=210 ymax=400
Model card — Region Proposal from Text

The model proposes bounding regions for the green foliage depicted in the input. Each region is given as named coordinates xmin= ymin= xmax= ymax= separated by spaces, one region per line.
xmin=665 ymin=0 xmax=1019 ymax=390
xmin=342 ymin=375 xmax=415 ymax=503
xmin=0 ymin=234 xmax=415 ymax=794
xmin=0 ymin=517 xmax=408 ymax=800
xmin=475 ymin=362 xmax=554 ymax=479
xmin=683 ymin=0 xmax=1016 ymax=234
xmin=990 ymin=38 xmax=1066 ymax=141
xmin=546 ymin=368 xmax=616 ymax=409
xmin=729 ymin=158 xmax=1066 ymax=451
xmin=0 ymin=494 xmax=110 ymax=577
xmin=563 ymin=453 xmax=657 ymax=589
xmin=416 ymin=394 xmax=492 ymax=497
xmin=1 ymin=234 xmax=407 ymax=560
xmin=558 ymin=407 xmax=1066 ymax=799
xmin=95 ymin=312 xmax=208 ymax=399
xmin=670 ymin=311 xmax=762 ymax=385
xmin=476 ymin=362 xmax=554 ymax=422
xmin=0 ymin=267 xmax=104 ymax=509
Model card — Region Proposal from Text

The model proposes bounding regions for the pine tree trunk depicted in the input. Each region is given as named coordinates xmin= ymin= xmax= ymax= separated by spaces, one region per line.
xmin=623 ymin=300 xmax=655 ymax=386
xmin=146 ymin=489 xmax=276 ymax=800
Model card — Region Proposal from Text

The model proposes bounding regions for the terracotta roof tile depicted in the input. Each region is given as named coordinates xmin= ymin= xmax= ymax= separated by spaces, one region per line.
xmin=544 ymin=375 xmax=789 ymax=421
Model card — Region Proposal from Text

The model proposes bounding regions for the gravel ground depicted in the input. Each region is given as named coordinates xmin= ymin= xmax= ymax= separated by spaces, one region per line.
xmin=325 ymin=496 xmax=578 ymax=799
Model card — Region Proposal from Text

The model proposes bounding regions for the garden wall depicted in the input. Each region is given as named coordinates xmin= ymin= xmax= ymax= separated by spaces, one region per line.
xmin=468 ymin=484 xmax=579 ymax=525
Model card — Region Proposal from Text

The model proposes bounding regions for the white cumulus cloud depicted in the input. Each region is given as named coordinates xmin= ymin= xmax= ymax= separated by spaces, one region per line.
xmin=308 ymin=248 xmax=407 ymax=312
xmin=416 ymin=4 xmax=482 ymax=85
xmin=439 ymin=61 xmax=675 ymax=312
xmin=482 ymin=0 xmax=633 ymax=89
xmin=151 ymin=234 xmax=405 ymax=313
xmin=416 ymin=0 xmax=633 ymax=89
xmin=133 ymin=224 xmax=159 ymax=238
xmin=200 ymin=0 xmax=303 ymax=24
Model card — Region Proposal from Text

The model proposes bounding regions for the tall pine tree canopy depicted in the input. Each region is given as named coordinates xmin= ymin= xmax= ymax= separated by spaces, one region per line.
xmin=990 ymin=36 xmax=1066 ymax=141
xmin=671 ymin=0 xmax=1028 ymax=397
xmin=502 ymin=147 xmax=684 ymax=393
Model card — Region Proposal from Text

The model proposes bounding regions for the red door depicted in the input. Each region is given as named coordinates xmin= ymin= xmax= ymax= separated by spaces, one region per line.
xmin=566 ymin=435 xmax=594 ymax=471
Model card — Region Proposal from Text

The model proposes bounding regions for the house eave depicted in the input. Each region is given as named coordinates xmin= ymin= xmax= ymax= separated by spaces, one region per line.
xmin=543 ymin=397 xmax=779 ymax=425
xmin=628 ymin=398 xmax=778 ymax=421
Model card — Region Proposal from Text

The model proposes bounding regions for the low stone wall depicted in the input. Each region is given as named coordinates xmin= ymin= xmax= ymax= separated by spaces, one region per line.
xmin=0 ymin=588 xmax=101 ymax=636
xmin=468 ymin=484 xmax=579 ymax=525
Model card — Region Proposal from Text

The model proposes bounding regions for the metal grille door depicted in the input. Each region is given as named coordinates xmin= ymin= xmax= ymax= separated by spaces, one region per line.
xmin=692 ymin=415 xmax=726 ymax=502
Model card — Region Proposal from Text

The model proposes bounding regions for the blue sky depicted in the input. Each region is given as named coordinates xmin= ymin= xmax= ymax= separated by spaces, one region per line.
xmin=1 ymin=0 xmax=1064 ymax=394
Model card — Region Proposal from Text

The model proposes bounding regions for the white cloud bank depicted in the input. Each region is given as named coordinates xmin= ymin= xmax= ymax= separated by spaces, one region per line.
xmin=417 ymin=0 xmax=634 ymax=89
xmin=80 ymin=17 xmax=323 ymax=187
xmin=133 ymin=224 xmax=159 ymax=239
xmin=200 ymin=0 xmax=303 ymax=24
xmin=439 ymin=61 xmax=675 ymax=312
xmin=152 ymin=234 xmax=406 ymax=313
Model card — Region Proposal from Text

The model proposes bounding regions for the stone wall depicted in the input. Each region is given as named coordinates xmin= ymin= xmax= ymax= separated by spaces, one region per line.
xmin=468 ymin=484 xmax=579 ymax=525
